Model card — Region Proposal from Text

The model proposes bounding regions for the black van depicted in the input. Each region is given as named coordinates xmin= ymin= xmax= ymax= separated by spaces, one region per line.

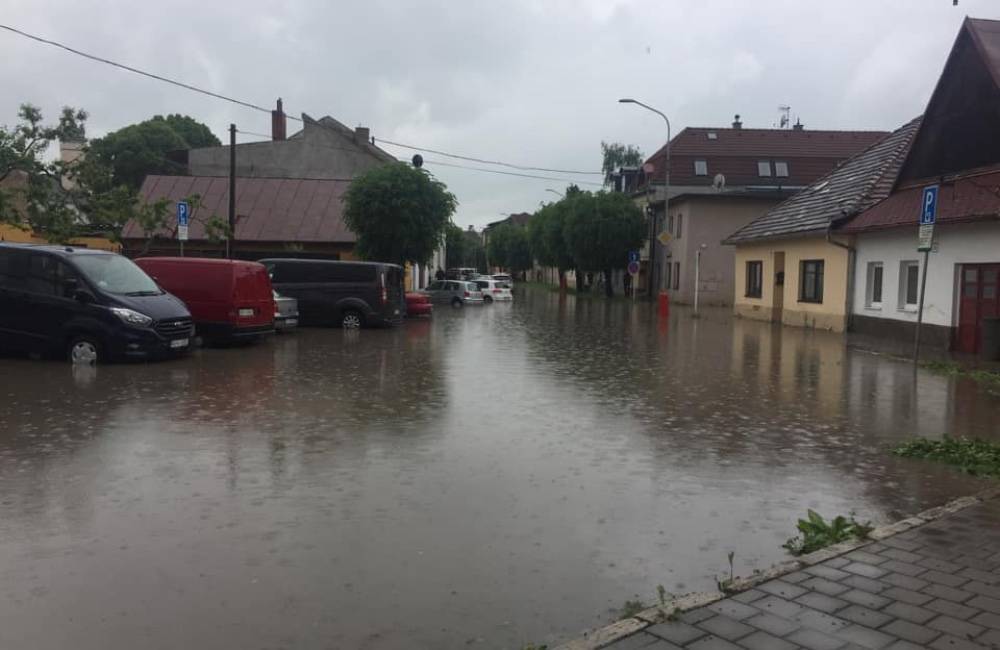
xmin=260 ymin=259 xmax=405 ymax=328
xmin=0 ymin=244 xmax=194 ymax=363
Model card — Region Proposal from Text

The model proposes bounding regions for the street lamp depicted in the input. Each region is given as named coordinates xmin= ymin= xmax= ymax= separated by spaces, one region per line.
xmin=618 ymin=98 xmax=671 ymax=298
xmin=694 ymin=243 xmax=708 ymax=317
xmin=546 ymin=188 xmax=564 ymax=198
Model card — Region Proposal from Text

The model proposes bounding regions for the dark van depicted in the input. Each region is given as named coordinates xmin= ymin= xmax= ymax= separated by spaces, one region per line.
xmin=134 ymin=257 xmax=275 ymax=343
xmin=0 ymin=244 xmax=194 ymax=363
xmin=260 ymin=259 xmax=405 ymax=328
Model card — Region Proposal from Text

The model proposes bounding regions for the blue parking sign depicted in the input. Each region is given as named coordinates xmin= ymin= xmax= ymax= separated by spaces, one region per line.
xmin=628 ymin=250 xmax=640 ymax=264
xmin=177 ymin=201 xmax=190 ymax=227
xmin=920 ymin=186 xmax=938 ymax=225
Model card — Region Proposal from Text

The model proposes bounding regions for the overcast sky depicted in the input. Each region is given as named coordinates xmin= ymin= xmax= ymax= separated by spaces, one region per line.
xmin=1 ymin=0 xmax=996 ymax=229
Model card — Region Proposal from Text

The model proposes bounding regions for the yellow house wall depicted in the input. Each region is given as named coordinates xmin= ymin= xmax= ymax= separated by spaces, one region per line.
xmin=0 ymin=224 xmax=119 ymax=251
xmin=733 ymin=236 xmax=851 ymax=332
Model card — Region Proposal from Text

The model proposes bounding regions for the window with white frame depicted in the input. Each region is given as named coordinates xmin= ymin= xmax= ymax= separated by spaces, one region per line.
xmin=775 ymin=161 xmax=789 ymax=177
xmin=865 ymin=262 xmax=883 ymax=309
xmin=899 ymin=261 xmax=920 ymax=310
xmin=694 ymin=160 xmax=708 ymax=176
xmin=757 ymin=161 xmax=772 ymax=177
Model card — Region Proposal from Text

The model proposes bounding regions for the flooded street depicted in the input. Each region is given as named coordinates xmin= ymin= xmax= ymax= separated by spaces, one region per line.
xmin=1 ymin=287 xmax=999 ymax=650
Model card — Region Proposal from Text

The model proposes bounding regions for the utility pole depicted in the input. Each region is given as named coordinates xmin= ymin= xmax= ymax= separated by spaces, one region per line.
xmin=227 ymin=123 xmax=236 ymax=260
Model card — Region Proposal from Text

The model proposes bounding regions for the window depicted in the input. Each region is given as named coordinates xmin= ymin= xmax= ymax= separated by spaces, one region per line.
xmin=745 ymin=261 xmax=763 ymax=298
xmin=899 ymin=261 xmax=920 ymax=310
xmin=799 ymin=259 xmax=824 ymax=303
xmin=694 ymin=160 xmax=708 ymax=176
xmin=774 ymin=161 xmax=789 ymax=177
xmin=865 ymin=262 xmax=883 ymax=309
xmin=676 ymin=214 xmax=683 ymax=239
xmin=665 ymin=263 xmax=672 ymax=289
xmin=667 ymin=214 xmax=674 ymax=234
xmin=318 ymin=263 xmax=375 ymax=283
xmin=707 ymin=132 xmax=718 ymax=140
xmin=757 ymin=161 xmax=772 ymax=177
xmin=25 ymin=254 xmax=58 ymax=296
xmin=672 ymin=262 xmax=680 ymax=290
xmin=426 ymin=281 xmax=443 ymax=291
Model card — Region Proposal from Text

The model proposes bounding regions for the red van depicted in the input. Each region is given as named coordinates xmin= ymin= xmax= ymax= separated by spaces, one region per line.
xmin=134 ymin=257 xmax=275 ymax=343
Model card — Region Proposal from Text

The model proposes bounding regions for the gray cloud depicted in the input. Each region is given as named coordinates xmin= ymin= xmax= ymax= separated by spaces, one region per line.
xmin=1 ymin=0 xmax=995 ymax=229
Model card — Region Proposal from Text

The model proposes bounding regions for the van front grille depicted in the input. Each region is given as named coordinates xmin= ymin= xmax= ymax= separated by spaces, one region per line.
xmin=155 ymin=317 xmax=194 ymax=338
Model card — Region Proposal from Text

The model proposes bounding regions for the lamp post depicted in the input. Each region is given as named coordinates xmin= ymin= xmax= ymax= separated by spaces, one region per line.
xmin=694 ymin=243 xmax=707 ymax=317
xmin=619 ymin=99 xmax=671 ymax=298
xmin=545 ymin=188 xmax=564 ymax=198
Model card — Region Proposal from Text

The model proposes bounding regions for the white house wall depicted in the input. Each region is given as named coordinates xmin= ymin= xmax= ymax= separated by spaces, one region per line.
xmin=852 ymin=222 xmax=1000 ymax=328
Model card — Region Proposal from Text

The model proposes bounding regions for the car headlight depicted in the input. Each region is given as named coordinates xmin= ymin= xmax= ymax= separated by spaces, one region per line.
xmin=110 ymin=307 xmax=153 ymax=327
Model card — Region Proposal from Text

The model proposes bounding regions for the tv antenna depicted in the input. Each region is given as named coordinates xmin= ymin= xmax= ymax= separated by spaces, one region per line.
xmin=778 ymin=105 xmax=791 ymax=129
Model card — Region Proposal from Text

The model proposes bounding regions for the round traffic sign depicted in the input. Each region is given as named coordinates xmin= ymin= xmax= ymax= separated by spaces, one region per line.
xmin=627 ymin=261 xmax=640 ymax=275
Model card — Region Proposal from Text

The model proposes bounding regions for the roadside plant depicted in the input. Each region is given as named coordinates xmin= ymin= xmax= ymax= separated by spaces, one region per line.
xmin=893 ymin=437 xmax=1000 ymax=477
xmin=619 ymin=598 xmax=646 ymax=620
xmin=715 ymin=551 xmax=737 ymax=593
xmin=782 ymin=510 xmax=873 ymax=556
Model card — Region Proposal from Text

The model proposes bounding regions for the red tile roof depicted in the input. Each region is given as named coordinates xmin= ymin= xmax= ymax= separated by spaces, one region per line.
xmin=839 ymin=166 xmax=1000 ymax=233
xmin=126 ymin=175 xmax=355 ymax=243
xmin=644 ymin=127 xmax=889 ymax=188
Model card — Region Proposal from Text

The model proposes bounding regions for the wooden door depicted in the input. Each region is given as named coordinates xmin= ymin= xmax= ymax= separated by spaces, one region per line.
xmin=957 ymin=264 xmax=1000 ymax=353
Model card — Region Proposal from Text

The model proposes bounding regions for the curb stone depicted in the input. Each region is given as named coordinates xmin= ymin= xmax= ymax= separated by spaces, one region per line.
xmin=550 ymin=487 xmax=997 ymax=650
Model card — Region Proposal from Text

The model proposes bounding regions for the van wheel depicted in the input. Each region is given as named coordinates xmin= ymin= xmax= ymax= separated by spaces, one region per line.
xmin=340 ymin=310 xmax=364 ymax=329
xmin=68 ymin=334 xmax=102 ymax=365
xmin=451 ymin=298 xmax=463 ymax=309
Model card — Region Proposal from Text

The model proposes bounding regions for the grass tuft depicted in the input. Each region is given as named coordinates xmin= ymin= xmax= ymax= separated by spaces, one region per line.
xmin=893 ymin=437 xmax=1000 ymax=477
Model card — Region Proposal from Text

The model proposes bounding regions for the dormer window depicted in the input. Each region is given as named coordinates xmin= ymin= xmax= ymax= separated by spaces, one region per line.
xmin=775 ymin=161 xmax=789 ymax=177
xmin=707 ymin=132 xmax=718 ymax=140
xmin=757 ymin=161 xmax=772 ymax=177
xmin=694 ymin=160 xmax=708 ymax=176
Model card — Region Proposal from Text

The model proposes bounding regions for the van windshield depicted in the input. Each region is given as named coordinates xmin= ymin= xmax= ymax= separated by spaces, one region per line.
xmin=74 ymin=254 xmax=162 ymax=296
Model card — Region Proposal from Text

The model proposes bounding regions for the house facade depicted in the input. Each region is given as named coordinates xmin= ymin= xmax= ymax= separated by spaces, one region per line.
xmin=724 ymin=119 xmax=921 ymax=332
xmin=639 ymin=121 xmax=887 ymax=304
xmin=840 ymin=17 xmax=1000 ymax=355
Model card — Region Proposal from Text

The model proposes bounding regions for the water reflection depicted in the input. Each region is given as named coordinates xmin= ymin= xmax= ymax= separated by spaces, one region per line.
xmin=0 ymin=291 xmax=998 ymax=650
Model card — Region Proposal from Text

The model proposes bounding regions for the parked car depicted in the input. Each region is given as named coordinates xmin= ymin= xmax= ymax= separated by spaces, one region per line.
xmin=423 ymin=280 xmax=484 ymax=308
xmin=492 ymin=274 xmax=514 ymax=287
xmin=405 ymin=291 xmax=433 ymax=317
xmin=473 ymin=278 xmax=513 ymax=303
xmin=446 ymin=267 xmax=479 ymax=281
xmin=135 ymin=257 xmax=274 ymax=344
xmin=260 ymin=259 xmax=405 ymax=329
xmin=273 ymin=290 xmax=299 ymax=331
xmin=0 ymin=243 xmax=193 ymax=364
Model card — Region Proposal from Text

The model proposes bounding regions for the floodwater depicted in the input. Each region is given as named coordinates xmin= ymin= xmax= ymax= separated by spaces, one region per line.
xmin=1 ymin=288 xmax=999 ymax=650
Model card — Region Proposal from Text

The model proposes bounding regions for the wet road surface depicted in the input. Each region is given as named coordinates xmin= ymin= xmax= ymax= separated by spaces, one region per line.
xmin=1 ymin=287 xmax=999 ymax=649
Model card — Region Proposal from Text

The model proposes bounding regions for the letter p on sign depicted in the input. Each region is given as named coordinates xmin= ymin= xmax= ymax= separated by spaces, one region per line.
xmin=920 ymin=185 xmax=938 ymax=225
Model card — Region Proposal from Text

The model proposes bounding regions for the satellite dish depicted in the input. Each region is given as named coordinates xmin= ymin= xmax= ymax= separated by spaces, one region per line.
xmin=412 ymin=154 xmax=424 ymax=168
xmin=712 ymin=173 xmax=726 ymax=191
xmin=643 ymin=163 xmax=655 ymax=174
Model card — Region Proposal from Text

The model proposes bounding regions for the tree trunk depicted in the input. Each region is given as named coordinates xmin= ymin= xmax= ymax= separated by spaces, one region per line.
xmin=558 ymin=269 xmax=567 ymax=292
xmin=604 ymin=269 xmax=613 ymax=297
xmin=574 ymin=268 xmax=584 ymax=293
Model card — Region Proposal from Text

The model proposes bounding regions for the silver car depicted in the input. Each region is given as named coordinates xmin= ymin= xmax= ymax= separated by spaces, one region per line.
xmin=273 ymin=290 xmax=299 ymax=331
xmin=423 ymin=280 xmax=484 ymax=308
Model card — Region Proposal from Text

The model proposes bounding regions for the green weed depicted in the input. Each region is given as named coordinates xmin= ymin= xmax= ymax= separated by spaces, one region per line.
xmin=619 ymin=599 xmax=646 ymax=620
xmin=782 ymin=510 xmax=873 ymax=556
xmin=893 ymin=437 xmax=1000 ymax=477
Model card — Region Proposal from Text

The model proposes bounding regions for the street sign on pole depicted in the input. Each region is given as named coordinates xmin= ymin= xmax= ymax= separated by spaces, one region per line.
xmin=177 ymin=201 xmax=189 ymax=256
xmin=627 ymin=261 xmax=640 ymax=276
xmin=914 ymin=185 xmax=938 ymax=363
xmin=656 ymin=231 xmax=672 ymax=246
xmin=628 ymin=250 xmax=640 ymax=264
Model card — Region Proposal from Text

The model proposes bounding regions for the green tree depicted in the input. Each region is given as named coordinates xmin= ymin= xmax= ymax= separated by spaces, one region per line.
xmin=601 ymin=142 xmax=644 ymax=185
xmin=445 ymin=222 xmax=467 ymax=270
xmin=88 ymin=114 xmax=220 ymax=190
xmin=563 ymin=191 xmax=645 ymax=296
xmin=529 ymin=199 xmax=577 ymax=291
xmin=487 ymin=222 xmax=532 ymax=277
xmin=343 ymin=163 xmax=457 ymax=266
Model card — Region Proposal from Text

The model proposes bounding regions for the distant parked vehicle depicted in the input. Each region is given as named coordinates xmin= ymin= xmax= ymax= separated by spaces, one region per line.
xmin=473 ymin=278 xmax=513 ymax=303
xmin=0 ymin=243 xmax=193 ymax=363
xmin=405 ymin=291 xmax=433 ymax=317
xmin=135 ymin=257 xmax=275 ymax=344
xmin=423 ymin=280 xmax=484 ymax=308
xmin=446 ymin=267 xmax=479 ymax=281
xmin=492 ymin=274 xmax=514 ymax=287
xmin=273 ymin=290 xmax=299 ymax=331
xmin=261 ymin=259 xmax=405 ymax=329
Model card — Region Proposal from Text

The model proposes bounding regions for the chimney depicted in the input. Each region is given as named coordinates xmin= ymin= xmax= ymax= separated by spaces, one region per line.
xmin=793 ymin=117 xmax=804 ymax=131
xmin=732 ymin=114 xmax=743 ymax=129
xmin=59 ymin=139 xmax=86 ymax=191
xmin=354 ymin=126 xmax=370 ymax=145
xmin=271 ymin=98 xmax=286 ymax=141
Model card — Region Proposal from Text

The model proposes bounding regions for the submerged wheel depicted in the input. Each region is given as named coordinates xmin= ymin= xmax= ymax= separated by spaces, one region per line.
xmin=483 ymin=295 xmax=493 ymax=304
xmin=68 ymin=334 xmax=102 ymax=365
xmin=451 ymin=298 xmax=463 ymax=309
xmin=340 ymin=310 xmax=364 ymax=329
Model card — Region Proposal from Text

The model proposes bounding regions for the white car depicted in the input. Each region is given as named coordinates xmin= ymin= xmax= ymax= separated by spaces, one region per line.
xmin=492 ymin=274 xmax=513 ymax=287
xmin=474 ymin=278 xmax=513 ymax=303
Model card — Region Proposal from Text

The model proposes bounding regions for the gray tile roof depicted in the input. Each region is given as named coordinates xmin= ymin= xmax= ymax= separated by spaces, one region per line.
xmin=723 ymin=117 xmax=922 ymax=244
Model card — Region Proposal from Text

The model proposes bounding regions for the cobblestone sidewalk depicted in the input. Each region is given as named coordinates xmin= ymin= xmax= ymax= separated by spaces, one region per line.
xmin=599 ymin=496 xmax=1000 ymax=650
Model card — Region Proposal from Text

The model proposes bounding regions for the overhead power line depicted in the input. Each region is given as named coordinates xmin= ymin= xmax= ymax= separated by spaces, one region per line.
xmin=0 ymin=23 xmax=605 ymax=184
xmin=374 ymin=138 xmax=603 ymax=176
xmin=421 ymin=159 xmax=603 ymax=186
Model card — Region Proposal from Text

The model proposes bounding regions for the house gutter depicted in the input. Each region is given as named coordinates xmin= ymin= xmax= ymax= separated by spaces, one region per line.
xmin=826 ymin=217 xmax=856 ymax=332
